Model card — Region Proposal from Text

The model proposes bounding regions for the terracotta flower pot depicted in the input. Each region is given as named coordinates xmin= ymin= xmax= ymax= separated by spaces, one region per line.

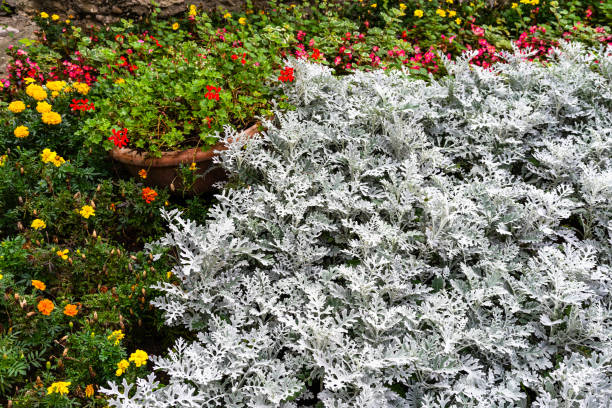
xmin=109 ymin=124 xmax=259 ymax=195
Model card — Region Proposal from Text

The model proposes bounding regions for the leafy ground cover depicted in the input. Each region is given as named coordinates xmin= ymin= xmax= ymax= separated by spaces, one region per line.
xmin=0 ymin=1 xmax=610 ymax=406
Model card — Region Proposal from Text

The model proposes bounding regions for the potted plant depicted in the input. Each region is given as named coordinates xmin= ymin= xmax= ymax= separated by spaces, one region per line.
xmin=78 ymin=19 xmax=291 ymax=194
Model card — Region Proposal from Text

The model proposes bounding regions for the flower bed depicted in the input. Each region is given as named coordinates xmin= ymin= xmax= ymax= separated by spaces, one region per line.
xmin=106 ymin=44 xmax=612 ymax=407
xmin=0 ymin=1 xmax=610 ymax=406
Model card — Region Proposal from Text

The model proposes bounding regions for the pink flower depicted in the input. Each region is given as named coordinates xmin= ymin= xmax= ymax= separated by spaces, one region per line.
xmin=471 ymin=25 xmax=485 ymax=37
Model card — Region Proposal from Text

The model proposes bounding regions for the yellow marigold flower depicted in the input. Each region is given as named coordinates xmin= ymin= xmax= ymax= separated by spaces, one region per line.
xmin=24 ymin=77 xmax=36 ymax=84
xmin=45 ymin=80 xmax=66 ymax=92
xmin=512 ymin=2 xmax=518 ymax=8
xmin=172 ymin=22 xmax=179 ymax=30
xmin=455 ymin=17 xmax=462 ymax=24
xmin=40 ymin=12 xmax=49 ymax=18
xmin=414 ymin=9 xmax=424 ymax=17
xmin=63 ymin=304 xmax=78 ymax=317
xmin=116 ymin=359 xmax=129 ymax=376
xmin=47 ymin=381 xmax=70 ymax=395
xmin=8 ymin=101 xmax=26 ymax=113
xmin=114 ymin=78 xmax=125 ymax=84
xmin=56 ymin=249 xmax=69 ymax=260
xmin=436 ymin=8 xmax=446 ymax=17
xmin=0 ymin=155 xmax=7 ymax=167
xmin=167 ymin=271 xmax=172 ymax=279
xmin=51 ymin=155 xmax=65 ymax=167
xmin=32 ymin=279 xmax=46 ymax=290
xmin=65 ymin=19 xmax=70 ymax=24
xmin=36 ymin=101 xmax=53 ymax=114
xmin=448 ymin=10 xmax=457 ymax=17
xmin=79 ymin=205 xmax=95 ymax=219
xmin=85 ymin=384 xmax=94 ymax=398
xmin=447 ymin=0 xmax=453 ymax=3
xmin=63 ymin=86 xmax=72 ymax=93
xmin=51 ymin=91 xmax=59 ymax=97
xmin=72 ymin=82 xmax=90 ymax=95
xmin=108 ymin=330 xmax=125 ymax=346
xmin=41 ymin=148 xmax=57 ymax=163
xmin=138 ymin=169 xmax=147 ymax=179
xmin=223 ymin=12 xmax=232 ymax=19
xmin=37 ymin=299 xmax=54 ymax=315
xmin=238 ymin=17 xmax=246 ymax=25
xmin=371 ymin=3 xmax=377 ymax=7
xmin=42 ymin=111 xmax=62 ymax=125
xmin=14 ymin=125 xmax=29 ymax=138
xmin=399 ymin=3 xmax=406 ymax=11
xmin=51 ymin=14 xmax=59 ymax=21
xmin=0 ymin=274 xmax=3 ymax=280
xmin=26 ymin=84 xmax=47 ymax=101
xmin=189 ymin=162 xmax=197 ymax=171
xmin=31 ymin=219 xmax=46 ymax=230
xmin=188 ymin=4 xmax=197 ymax=16
xmin=129 ymin=350 xmax=148 ymax=367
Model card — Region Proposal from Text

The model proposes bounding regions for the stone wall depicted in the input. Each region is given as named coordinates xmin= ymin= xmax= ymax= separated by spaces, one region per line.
xmin=11 ymin=0 xmax=270 ymax=24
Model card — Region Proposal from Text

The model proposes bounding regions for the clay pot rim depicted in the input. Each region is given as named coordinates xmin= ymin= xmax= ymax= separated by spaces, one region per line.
xmin=109 ymin=123 xmax=260 ymax=168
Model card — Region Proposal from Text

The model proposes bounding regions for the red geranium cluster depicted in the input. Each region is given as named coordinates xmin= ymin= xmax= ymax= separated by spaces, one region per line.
xmin=70 ymin=98 xmax=95 ymax=111
xmin=108 ymin=128 xmax=129 ymax=148
xmin=117 ymin=56 xmax=138 ymax=74
xmin=141 ymin=187 xmax=158 ymax=204
xmin=278 ymin=66 xmax=294 ymax=82
xmin=205 ymin=85 xmax=221 ymax=101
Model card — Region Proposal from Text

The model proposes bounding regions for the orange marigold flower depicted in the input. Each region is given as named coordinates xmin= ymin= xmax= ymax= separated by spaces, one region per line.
xmin=32 ymin=279 xmax=46 ymax=291
xmin=85 ymin=384 xmax=94 ymax=398
xmin=63 ymin=304 xmax=78 ymax=317
xmin=141 ymin=187 xmax=158 ymax=204
xmin=138 ymin=169 xmax=147 ymax=179
xmin=37 ymin=299 xmax=54 ymax=315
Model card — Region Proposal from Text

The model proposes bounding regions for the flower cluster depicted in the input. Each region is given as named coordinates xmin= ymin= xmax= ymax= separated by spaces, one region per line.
xmin=8 ymin=100 xmax=26 ymax=113
xmin=204 ymin=85 xmax=221 ymax=101
xmin=278 ymin=66 xmax=294 ymax=82
xmin=31 ymin=218 xmax=46 ymax=230
xmin=69 ymin=98 xmax=95 ymax=111
xmin=32 ymin=279 xmax=46 ymax=290
xmin=26 ymin=83 xmax=47 ymax=100
xmin=41 ymin=111 xmax=62 ymax=125
xmin=14 ymin=125 xmax=29 ymax=138
xmin=79 ymin=205 xmax=95 ymax=219
xmin=41 ymin=148 xmax=66 ymax=167
xmin=108 ymin=330 xmax=125 ymax=346
xmin=37 ymin=299 xmax=54 ymax=315
xmin=109 ymin=128 xmax=129 ymax=148
xmin=47 ymin=381 xmax=70 ymax=395
xmin=141 ymin=187 xmax=158 ymax=204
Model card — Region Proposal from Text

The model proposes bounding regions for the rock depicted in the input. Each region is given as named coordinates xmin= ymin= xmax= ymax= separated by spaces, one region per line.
xmin=0 ymin=26 xmax=19 ymax=36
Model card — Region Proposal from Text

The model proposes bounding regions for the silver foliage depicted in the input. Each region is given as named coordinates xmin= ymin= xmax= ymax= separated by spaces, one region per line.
xmin=103 ymin=43 xmax=612 ymax=407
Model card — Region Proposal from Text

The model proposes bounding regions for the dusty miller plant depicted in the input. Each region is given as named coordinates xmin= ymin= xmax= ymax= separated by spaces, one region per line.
xmin=102 ymin=43 xmax=612 ymax=407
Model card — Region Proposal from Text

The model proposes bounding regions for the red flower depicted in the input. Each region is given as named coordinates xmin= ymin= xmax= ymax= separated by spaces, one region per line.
xmin=141 ymin=187 xmax=158 ymax=204
xmin=310 ymin=48 xmax=321 ymax=60
xmin=70 ymin=98 xmax=95 ymax=111
xmin=204 ymin=85 xmax=221 ymax=101
xmin=231 ymin=54 xmax=238 ymax=60
xmin=278 ymin=66 xmax=294 ymax=82
xmin=205 ymin=116 xmax=213 ymax=128
xmin=109 ymin=128 xmax=129 ymax=148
